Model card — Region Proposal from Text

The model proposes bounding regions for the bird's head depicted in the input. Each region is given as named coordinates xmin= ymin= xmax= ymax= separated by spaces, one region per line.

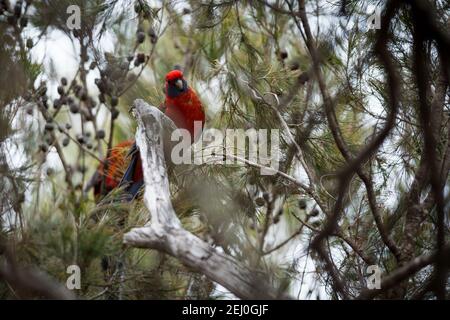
xmin=165 ymin=69 xmax=188 ymax=98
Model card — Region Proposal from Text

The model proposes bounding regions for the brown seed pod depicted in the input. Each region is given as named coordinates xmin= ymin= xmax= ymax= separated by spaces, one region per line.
xmin=14 ymin=2 xmax=21 ymax=17
xmin=39 ymin=143 xmax=49 ymax=152
xmin=7 ymin=15 xmax=17 ymax=26
xmin=137 ymin=53 xmax=146 ymax=63
xmin=134 ymin=2 xmax=141 ymax=13
xmin=312 ymin=221 xmax=321 ymax=228
xmin=110 ymin=96 xmax=118 ymax=107
xmin=19 ymin=17 xmax=27 ymax=27
xmin=309 ymin=209 xmax=319 ymax=217
xmin=278 ymin=50 xmax=288 ymax=60
xmin=136 ymin=31 xmax=145 ymax=44
xmin=248 ymin=176 xmax=257 ymax=185
xmin=96 ymin=129 xmax=105 ymax=139
xmin=62 ymin=137 xmax=70 ymax=147
xmin=290 ymin=62 xmax=300 ymax=71
xmin=254 ymin=197 xmax=265 ymax=207
xmin=111 ymin=108 xmax=119 ymax=120
xmin=298 ymin=199 xmax=307 ymax=210
xmin=69 ymin=103 xmax=79 ymax=114
xmin=44 ymin=123 xmax=55 ymax=131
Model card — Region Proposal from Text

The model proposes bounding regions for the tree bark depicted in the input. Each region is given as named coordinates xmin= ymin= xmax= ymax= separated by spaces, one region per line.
xmin=123 ymin=99 xmax=291 ymax=300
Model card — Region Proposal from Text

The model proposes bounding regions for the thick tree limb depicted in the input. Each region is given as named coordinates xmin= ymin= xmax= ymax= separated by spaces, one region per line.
xmin=0 ymin=244 xmax=75 ymax=300
xmin=123 ymin=99 xmax=291 ymax=300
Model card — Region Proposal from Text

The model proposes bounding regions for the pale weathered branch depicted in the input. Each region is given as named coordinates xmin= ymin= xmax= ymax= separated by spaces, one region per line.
xmin=123 ymin=99 xmax=291 ymax=300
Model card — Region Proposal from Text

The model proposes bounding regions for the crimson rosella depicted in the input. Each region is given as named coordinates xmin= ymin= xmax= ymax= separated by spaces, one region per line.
xmin=91 ymin=69 xmax=205 ymax=201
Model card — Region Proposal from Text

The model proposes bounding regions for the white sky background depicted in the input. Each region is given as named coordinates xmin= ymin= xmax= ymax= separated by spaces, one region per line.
xmin=4 ymin=0 xmax=411 ymax=300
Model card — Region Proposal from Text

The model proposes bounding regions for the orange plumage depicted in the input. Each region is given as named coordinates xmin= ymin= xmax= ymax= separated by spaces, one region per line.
xmin=91 ymin=69 xmax=205 ymax=200
xmin=92 ymin=140 xmax=134 ymax=197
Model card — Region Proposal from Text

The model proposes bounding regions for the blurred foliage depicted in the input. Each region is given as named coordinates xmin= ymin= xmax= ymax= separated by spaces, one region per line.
xmin=0 ymin=0 xmax=448 ymax=300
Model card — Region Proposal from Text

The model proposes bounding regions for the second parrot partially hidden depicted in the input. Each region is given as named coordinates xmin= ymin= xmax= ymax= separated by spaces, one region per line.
xmin=91 ymin=69 xmax=205 ymax=201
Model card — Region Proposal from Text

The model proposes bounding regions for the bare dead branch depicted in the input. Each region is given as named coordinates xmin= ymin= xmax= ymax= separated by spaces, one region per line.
xmin=123 ymin=100 xmax=292 ymax=300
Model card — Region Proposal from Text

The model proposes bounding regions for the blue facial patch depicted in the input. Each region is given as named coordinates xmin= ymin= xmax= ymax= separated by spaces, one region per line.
xmin=167 ymin=79 xmax=188 ymax=98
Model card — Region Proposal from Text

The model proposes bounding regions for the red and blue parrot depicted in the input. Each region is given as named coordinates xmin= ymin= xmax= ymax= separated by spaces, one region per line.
xmin=91 ymin=69 xmax=205 ymax=201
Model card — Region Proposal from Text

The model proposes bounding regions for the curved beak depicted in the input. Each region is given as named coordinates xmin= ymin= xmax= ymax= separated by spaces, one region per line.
xmin=175 ymin=79 xmax=184 ymax=90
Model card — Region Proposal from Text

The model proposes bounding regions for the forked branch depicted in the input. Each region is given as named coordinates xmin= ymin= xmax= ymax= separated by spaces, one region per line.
xmin=123 ymin=99 xmax=291 ymax=300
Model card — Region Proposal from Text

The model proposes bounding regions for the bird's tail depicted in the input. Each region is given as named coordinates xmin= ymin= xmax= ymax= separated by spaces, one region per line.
xmin=117 ymin=142 xmax=144 ymax=201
